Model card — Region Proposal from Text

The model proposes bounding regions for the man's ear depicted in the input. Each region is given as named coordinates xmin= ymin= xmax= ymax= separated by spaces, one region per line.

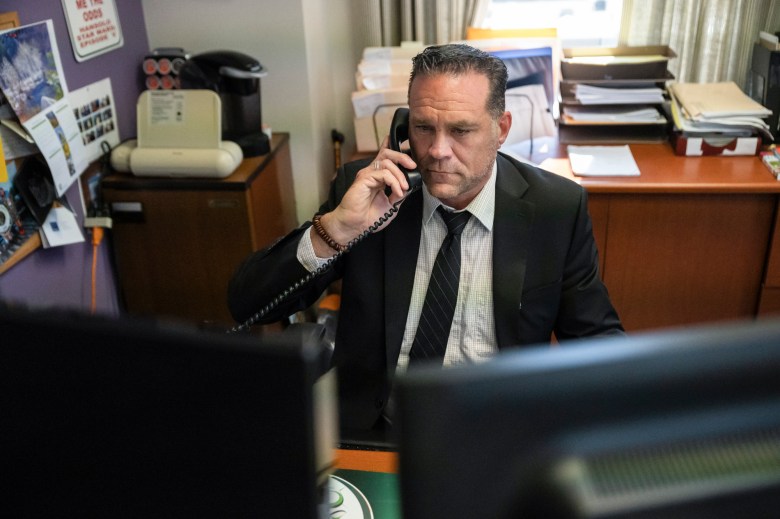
xmin=497 ymin=110 xmax=512 ymax=145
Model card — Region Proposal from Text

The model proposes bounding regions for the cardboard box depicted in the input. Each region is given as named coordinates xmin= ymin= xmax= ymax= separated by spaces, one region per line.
xmin=354 ymin=113 xmax=395 ymax=152
xmin=355 ymin=58 xmax=412 ymax=90
xmin=362 ymin=43 xmax=425 ymax=61
xmin=354 ymin=106 xmax=412 ymax=152
xmin=351 ymin=87 xmax=406 ymax=119
xmin=561 ymin=46 xmax=676 ymax=80
xmin=351 ymin=87 xmax=407 ymax=152
xmin=670 ymin=133 xmax=761 ymax=156
xmin=358 ymin=58 xmax=413 ymax=77
xmin=355 ymin=71 xmax=409 ymax=91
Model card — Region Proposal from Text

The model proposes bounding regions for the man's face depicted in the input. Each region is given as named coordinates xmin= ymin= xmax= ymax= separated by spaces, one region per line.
xmin=408 ymin=71 xmax=511 ymax=210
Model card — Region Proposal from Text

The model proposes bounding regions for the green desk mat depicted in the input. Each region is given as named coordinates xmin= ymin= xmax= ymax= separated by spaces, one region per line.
xmin=330 ymin=468 xmax=400 ymax=519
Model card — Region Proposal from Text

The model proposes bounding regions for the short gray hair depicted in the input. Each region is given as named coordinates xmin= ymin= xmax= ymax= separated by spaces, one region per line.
xmin=409 ymin=44 xmax=508 ymax=119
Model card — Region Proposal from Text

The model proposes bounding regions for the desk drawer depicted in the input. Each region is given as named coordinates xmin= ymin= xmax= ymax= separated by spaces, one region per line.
xmin=758 ymin=286 xmax=780 ymax=316
xmin=764 ymin=205 xmax=780 ymax=288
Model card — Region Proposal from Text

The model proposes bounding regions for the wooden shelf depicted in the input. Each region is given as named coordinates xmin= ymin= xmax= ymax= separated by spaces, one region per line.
xmin=0 ymin=231 xmax=40 ymax=275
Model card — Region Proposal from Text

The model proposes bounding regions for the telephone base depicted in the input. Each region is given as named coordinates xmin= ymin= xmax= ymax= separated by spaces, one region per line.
xmin=229 ymin=131 xmax=270 ymax=157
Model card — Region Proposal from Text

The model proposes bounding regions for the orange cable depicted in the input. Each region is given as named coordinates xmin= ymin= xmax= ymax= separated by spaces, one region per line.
xmin=90 ymin=227 xmax=104 ymax=314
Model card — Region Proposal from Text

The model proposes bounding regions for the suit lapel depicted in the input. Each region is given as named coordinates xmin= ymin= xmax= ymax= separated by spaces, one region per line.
xmin=493 ymin=154 xmax=534 ymax=349
xmin=379 ymin=154 xmax=533 ymax=356
xmin=384 ymin=190 xmax=423 ymax=364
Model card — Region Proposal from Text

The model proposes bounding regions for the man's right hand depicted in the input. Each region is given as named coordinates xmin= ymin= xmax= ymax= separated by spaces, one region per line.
xmin=311 ymin=139 xmax=417 ymax=257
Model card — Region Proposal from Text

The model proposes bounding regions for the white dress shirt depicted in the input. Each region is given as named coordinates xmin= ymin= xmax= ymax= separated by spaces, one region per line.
xmin=297 ymin=164 xmax=499 ymax=372
xmin=397 ymin=165 xmax=498 ymax=371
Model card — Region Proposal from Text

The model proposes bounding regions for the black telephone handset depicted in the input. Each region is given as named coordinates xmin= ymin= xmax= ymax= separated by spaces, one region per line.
xmin=228 ymin=108 xmax=421 ymax=334
xmin=389 ymin=108 xmax=423 ymax=191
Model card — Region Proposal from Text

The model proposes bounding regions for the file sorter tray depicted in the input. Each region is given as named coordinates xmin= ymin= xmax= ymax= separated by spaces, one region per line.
xmin=561 ymin=45 xmax=676 ymax=80
xmin=560 ymin=72 xmax=675 ymax=98
xmin=559 ymin=124 xmax=670 ymax=144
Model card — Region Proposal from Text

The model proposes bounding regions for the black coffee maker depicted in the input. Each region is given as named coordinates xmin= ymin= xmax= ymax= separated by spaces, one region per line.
xmin=180 ymin=50 xmax=270 ymax=156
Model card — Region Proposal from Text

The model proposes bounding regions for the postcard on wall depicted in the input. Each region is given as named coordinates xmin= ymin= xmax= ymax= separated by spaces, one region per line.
xmin=0 ymin=20 xmax=89 ymax=197
xmin=69 ymin=77 xmax=119 ymax=163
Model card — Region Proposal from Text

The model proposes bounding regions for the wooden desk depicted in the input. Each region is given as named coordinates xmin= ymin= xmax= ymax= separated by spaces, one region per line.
xmin=102 ymin=133 xmax=297 ymax=326
xmin=538 ymin=142 xmax=780 ymax=331
xmin=336 ymin=447 xmax=398 ymax=473
xmin=356 ymin=139 xmax=780 ymax=330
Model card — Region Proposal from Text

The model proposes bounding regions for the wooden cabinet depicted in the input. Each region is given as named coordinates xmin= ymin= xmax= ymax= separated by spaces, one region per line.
xmin=595 ymin=193 xmax=773 ymax=330
xmin=538 ymin=142 xmax=780 ymax=332
xmin=758 ymin=208 xmax=780 ymax=314
xmin=102 ymin=133 xmax=297 ymax=326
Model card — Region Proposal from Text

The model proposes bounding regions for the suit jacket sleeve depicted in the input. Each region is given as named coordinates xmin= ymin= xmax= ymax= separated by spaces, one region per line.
xmin=226 ymin=158 xmax=370 ymax=325
xmin=555 ymin=187 xmax=624 ymax=340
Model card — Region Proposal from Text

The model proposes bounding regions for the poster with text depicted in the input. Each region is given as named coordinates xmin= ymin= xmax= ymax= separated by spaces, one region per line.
xmin=61 ymin=0 xmax=124 ymax=62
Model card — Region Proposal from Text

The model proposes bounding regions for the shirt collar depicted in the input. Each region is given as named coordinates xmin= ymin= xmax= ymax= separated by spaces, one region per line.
xmin=422 ymin=161 xmax=496 ymax=231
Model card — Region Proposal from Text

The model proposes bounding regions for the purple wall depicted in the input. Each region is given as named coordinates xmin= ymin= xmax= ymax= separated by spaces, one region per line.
xmin=0 ymin=0 xmax=149 ymax=314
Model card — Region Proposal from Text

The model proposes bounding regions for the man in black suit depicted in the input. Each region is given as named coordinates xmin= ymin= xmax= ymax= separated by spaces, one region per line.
xmin=228 ymin=44 xmax=623 ymax=431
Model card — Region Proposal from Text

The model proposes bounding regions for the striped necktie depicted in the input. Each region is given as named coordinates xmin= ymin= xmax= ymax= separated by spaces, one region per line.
xmin=409 ymin=206 xmax=472 ymax=365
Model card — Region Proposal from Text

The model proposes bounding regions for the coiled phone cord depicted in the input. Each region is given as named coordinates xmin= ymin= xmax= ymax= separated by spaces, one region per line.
xmin=227 ymin=184 xmax=420 ymax=334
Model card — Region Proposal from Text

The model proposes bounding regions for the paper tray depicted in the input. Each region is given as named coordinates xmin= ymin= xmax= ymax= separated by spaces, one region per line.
xmin=560 ymin=71 xmax=675 ymax=97
xmin=561 ymin=46 xmax=676 ymax=80
xmin=559 ymin=124 xmax=669 ymax=144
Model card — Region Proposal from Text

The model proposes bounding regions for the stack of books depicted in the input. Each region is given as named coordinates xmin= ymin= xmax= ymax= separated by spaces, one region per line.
xmin=668 ymin=81 xmax=773 ymax=142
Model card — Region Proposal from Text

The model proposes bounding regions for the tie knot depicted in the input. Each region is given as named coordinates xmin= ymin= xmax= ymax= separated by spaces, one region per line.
xmin=437 ymin=206 xmax=471 ymax=236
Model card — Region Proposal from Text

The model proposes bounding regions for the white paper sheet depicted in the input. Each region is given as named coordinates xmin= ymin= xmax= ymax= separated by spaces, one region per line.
xmin=40 ymin=205 xmax=84 ymax=248
xmin=567 ymin=145 xmax=641 ymax=177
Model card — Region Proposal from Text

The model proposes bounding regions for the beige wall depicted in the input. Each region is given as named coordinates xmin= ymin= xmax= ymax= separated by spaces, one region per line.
xmin=141 ymin=0 xmax=361 ymax=223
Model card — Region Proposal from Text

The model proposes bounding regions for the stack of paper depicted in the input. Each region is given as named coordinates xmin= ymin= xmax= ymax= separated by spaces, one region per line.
xmin=668 ymin=82 xmax=773 ymax=140
xmin=562 ymin=105 xmax=666 ymax=125
xmin=563 ymin=54 xmax=670 ymax=66
xmin=351 ymin=43 xmax=424 ymax=151
xmin=574 ymin=84 xmax=666 ymax=105
xmin=355 ymin=43 xmax=423 ymax=91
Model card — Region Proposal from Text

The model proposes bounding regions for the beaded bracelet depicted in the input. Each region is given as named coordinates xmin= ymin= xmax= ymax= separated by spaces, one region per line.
xmin=312 ymin=214 xmax=347 ymax=253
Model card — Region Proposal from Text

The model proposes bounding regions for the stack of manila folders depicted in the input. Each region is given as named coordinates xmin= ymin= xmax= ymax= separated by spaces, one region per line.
xmin=668 ymin=81 xmax=772 ymax=142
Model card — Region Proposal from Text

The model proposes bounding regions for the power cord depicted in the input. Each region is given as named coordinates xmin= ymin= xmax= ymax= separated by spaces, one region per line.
xmin=84 ymin=141 xmax=113 ymax=228
xmin=84 ymin=141 xmax=114 ymax=313
xmin=90 ymin=226 xmax=104 ymax=313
